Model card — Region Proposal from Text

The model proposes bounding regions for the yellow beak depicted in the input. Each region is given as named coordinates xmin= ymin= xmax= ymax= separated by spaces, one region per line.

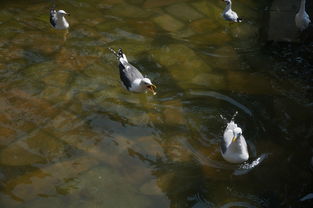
xmin=232 ymin=136 xmax=237 ymax=142
xmin=147 ymin=84 xmax=157 ymax=95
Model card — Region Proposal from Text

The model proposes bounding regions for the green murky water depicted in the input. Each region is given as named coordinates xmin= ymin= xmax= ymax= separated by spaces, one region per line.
xmin=0 ymin=0 xmax=312 ymax=207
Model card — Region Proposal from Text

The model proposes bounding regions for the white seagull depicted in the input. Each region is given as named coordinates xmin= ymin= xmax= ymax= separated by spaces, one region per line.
xmin=295 ymin=0 xmax=311 ymax=31
xmin=50 ymin=9 xmax=70 ymax=30
xmin=222 ymin=0 xmax=242 ymax=23
xmin=221 ymin=118 xmax=249 ymax=163
xmin=109 ymin=48 xmax=157 ymax=95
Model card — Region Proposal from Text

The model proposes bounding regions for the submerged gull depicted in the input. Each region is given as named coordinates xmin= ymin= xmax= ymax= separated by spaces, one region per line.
xmin=295 ymin=0 xmax=311 ymax=31
xmin=222 ymin=0 xmax=242 ymax=23
xmin=221 ymin=114 xmax=249 ymax=163
xmin=109 ymin=48 xmax=157 ymax=95
xmin=50 ymin=9 xmax=70 ymax=30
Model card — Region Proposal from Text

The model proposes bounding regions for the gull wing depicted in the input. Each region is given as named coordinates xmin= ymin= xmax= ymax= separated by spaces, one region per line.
xmin=50 ymin=9 xmax=57 ymax=27
xmin=119 ymin=62 xmax=143 ymax=90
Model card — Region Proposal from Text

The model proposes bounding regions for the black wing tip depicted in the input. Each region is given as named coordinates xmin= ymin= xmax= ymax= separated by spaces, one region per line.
xmin=108 ymin=47 xmax=122 ymax=59
xmin=117 ymin=48 xmax=123 ymax=57
xmin=221 ymin=139 xmax=227 ymax=154
xmin=237 ymin=17 xmax=243 ymax=22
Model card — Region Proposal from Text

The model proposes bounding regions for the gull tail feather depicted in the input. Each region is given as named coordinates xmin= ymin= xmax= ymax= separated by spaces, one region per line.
xmin=108 ymin=47 xmax=128 ymax=62
xmin=231 ymin=111 xmax=238 ymax=121
xmin=108 ymin=47 xmax=120 ymax=59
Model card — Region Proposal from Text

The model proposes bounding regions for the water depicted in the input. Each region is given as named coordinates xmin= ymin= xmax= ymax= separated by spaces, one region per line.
xmin=0 ymin=0 xmax=312 ymax=207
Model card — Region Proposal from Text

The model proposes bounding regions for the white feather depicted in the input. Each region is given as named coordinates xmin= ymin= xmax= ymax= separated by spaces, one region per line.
xmin=295 ymin=0 xmax=311 ymax=31
xmin=221 ymin=121 xmax=249 ymax=163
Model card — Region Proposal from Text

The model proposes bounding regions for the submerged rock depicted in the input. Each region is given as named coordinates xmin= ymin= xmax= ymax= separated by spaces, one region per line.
xmin=140 ymin=179 xmax=163 ymax=196
xmin=144 ymin=0 xmax=180 ymax=8
xmin=0 ymin=143 xmax=44 ymax=166
xmin=162 ymin=100 xmax=186 ymax=125
xmin=131 ymin=136 xmax=165 ymax=160
xmin=151 ymin=44 xmax=211 ymax=87
xmin=25 ymin=130 xmax=66 ymax=161
xmin=23 ymin=61 xmax=56 ymax=81
xmin=211 ymin=46 xmax=241 ymax=70
xmin=0 ymin=129 xmax=66 ymax=166
xmin=191 ymin=1 xmax=223 ymax=23
xmin=2 ymin=156 xmax=98 ymax=204
xmin=190 ymin=31 xmax=231 ymax=46
xmin=59 ymin=166 xmax=152 ymax=208
xmin=189 ymin=18 xmax=219 ymax=34
xmin=165 ymin=3 xmax=204 ymax=22
xmin=153 ymin=14 xmax=185 ymax=32
xmin=108 ymin=3 xmax=150 ymax=18
xmin=192 ymin=73 xmax=226 ymax=90
xmin=0 ymin=125 xmax=16 ymax=147
xmin=128 ymin=20 xmax=158 ymax=38
xmin=0 ymin=89 xmax=60 ymax=134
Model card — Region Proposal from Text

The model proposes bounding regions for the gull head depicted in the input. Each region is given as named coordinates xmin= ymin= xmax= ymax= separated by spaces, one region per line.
xmin=232 ymin=127 xmax=242 ymax=142
xmin=141 ymin=78 xmax=157 ymax=95
xmin=57 ymin=10 xmax=70 ymax=16
xmin=223 ymin=0 xmax=231 ymax=5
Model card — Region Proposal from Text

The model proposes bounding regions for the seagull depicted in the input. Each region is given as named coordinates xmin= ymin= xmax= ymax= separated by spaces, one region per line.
xmin=222 ymin=0 xmax=242 ymax=23
xmin=50 ymin=9 xmax=70 ymax=30
xmin=221 ymin=116 xmax=249 ymax=163
xmin=108 ymin=48 xmax=157 ymax=95
xmin=295 ymin=0 xmax=311 ymax=31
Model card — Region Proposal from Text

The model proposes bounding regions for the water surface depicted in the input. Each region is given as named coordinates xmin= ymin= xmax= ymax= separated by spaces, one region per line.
xmin=0 ymin=0 xmax=312 ymax=207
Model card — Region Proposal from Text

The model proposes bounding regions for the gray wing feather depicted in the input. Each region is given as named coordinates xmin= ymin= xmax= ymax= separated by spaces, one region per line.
xmin=221 ymin=121 xmax=237 ymax=154
xmin=50 ymin=9 xmax=57 ymax=27
xmin=119 ymin=62 xmax=143 ymax=90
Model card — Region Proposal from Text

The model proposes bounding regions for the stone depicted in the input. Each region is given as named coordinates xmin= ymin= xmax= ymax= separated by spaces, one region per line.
xmin=163 ymin=136 xmax=193 ymax=162
xmin=151 ymin=44 xmax=211 ymax=86
xmin=165 ymin=3 xmax=203 ymax=22
xmin=156 ymin=171 xmax=176 ymax=192
xmin=25 ymin=130 xmax=66 ymax=161
xmin=153 ymin=14 xmax=185 ymax=32
xmin=140 ymin=179 xmax=163 ymax=196
xmin=190 ymin=30 xmax=231 ymax=46
xmin=42 ymin=71 xmax=71 ymax=88
xmin=211 ymin=46 xmax=241 ymax=70
xmin=0 ymin=143 xmax=44 ymax=166
xmin=162 ymin=100 xmax=186 ymax=125
xmin=61 ymin=166 xmax=152 ymax=208
xmin=128 ymin=20 xmax=158 ymax=38
xmin=128 ymin=0 xmax=145 ymax=4
xmin=2 ymin=156 xmax=98 ymax=204
xmin=144 ymin=0 xmax=180 ymax=8
xmin=0 ymin=89 xmax=60 ymax=134
xmin=54 ymin=48 xmax=99 ymax=71
xmin=192 ymin=73 xmax=226 ymax=90
xmin=192 ymin=1 xmax=223 ymax=22
xmin=23 ymin=61 xmax=55 ymax=81
xmin=173 ymin=27 xmax=195 ymax=38
xmin=132 ymin=136 xmax=165 ymax=160
xmin=0 ymin=126 xmax=17 ymax=147
xmin=108 ymin=3 xmax=150 ymax=18
xmin=189 ymin=18 xmax=219 ymax=33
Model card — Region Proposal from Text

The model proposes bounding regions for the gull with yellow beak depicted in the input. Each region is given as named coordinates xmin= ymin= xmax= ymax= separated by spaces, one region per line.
xmin=221 ymin=116 xmax=249 ymax=163
xmin=222 ymin=0 xmax=242 ymax=23
xmin=50 ymin=9 xmax=70 ymax=30
xmin=109 ymin=48 xmax=157 ymax=95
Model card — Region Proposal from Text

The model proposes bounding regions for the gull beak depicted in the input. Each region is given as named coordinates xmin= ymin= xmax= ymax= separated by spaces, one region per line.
xmin=65 ymin=12 xmax=70 ymax=16
xmin=147 ymin=84 xmax=157 ymax=95
xmin=232 ymin=136 xmax=237 ymax=142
